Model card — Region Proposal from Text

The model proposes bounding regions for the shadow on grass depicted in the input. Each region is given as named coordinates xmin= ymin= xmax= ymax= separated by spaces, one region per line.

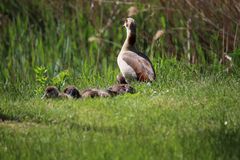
xmin=211 ymin=127 xmax=240 ymax=159
xmin=0 ymin=112 xmax=20 ymax=122
xmin=182 ymin=127 xmax=240 ymax=159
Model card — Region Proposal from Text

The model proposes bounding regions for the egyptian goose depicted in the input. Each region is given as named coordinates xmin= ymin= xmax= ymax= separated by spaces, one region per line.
xmin=81 ymin=89 xmax=111 ymax=98
xmin=41 ymin=86 xmax=70 ymax=99
xmin=63 ymin=85 xmax=81 ymax=99
xmin=117 ymin=18 xmax=156 ymax=83
xmin=107 ymin=84 xmax=135 ymax=95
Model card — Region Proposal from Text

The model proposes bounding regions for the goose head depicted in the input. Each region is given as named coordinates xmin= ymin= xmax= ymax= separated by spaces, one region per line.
xmin=123 ymin=17 xmax=136 ymax=32
xmin=123 ymin=18 xmax=137 ymax=46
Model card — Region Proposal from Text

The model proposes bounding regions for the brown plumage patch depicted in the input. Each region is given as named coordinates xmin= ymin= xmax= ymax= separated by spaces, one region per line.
xmin=107 ymin=84 xmax=135 ymax=95
xmin=128 ymin=33 xmax=136 ymax=45
xmin=59 ymin=93 xmax=71 ymax=99
xmin=42 ymin=86 xmax=60 ymax=99
xmin=63 ymin=85 xmax=81 ymax=99
xmin=81 ymin=89 xmax=110 ymax=98
xmin=42 ymin=86 xmax=70 ymax=99
xmin=122 ymin=51 xmax=156 ymax=82
xmin=81 ymin=89 xmax=99 ymax=98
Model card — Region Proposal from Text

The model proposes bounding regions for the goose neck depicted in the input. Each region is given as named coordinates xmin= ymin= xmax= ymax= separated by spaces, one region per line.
xmin=122 ymin=30 xmax=136 ymax=51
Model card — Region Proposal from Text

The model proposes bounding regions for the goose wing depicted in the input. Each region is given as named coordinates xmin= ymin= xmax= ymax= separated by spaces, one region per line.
xmin=122 ymin=51 xmax=156 ymax=81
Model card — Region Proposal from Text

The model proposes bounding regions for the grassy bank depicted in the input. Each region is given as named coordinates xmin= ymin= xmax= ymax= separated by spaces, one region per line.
xmin=0 ymin=62 xmax=240 ymax=159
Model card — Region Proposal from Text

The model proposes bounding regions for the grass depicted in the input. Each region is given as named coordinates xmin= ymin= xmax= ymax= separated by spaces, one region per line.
xmin=0 ymin=62 xmax=240 ymax=160
xmin=1 ymin=0 xmax=240 ymax=82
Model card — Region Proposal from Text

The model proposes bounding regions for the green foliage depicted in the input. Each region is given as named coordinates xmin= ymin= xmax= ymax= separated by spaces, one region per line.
xmin=34 ymin=67 xmax=71 ymax=94
xmin=51 ymin=70 xmax=71 ymax=89
xmin=34 ymin=66 xmax=48 ymax=95
xmin=231 ymin=49 xmax=240 ymax=66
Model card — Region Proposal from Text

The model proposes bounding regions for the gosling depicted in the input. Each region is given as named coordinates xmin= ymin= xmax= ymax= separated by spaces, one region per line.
xmin=81 ymin=88 xmax=111 ymax=98
xmin=63 ymin=85 xmax=81 ymax=99
xmin=107 ymin=84 xmax=135 ymax=95
xmin=41 ymin=86 xmax=71 ymax=99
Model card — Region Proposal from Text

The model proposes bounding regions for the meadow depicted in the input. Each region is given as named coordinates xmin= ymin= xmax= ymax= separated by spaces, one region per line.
xmin=0 ymin=0 xmax=240 ymax=159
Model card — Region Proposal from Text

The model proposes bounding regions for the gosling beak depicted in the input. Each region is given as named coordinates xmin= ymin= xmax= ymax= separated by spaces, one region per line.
xmin=41 ymin=93 xmax=46 ymax=99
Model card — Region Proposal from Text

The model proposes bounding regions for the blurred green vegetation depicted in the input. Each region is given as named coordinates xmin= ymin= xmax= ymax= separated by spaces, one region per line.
xmin=0 ymin=0 xmax=240 ymax=83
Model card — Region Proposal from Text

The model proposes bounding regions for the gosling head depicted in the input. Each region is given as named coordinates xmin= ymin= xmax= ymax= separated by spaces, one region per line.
xmin=42 ymin=86 xmax=60 ymax=99
xmin=63 ymin=85 xmax=81 ymax=99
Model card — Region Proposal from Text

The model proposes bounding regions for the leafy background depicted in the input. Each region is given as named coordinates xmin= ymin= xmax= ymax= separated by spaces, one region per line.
xmin=0 ymin=0 xmax=239 ymax=85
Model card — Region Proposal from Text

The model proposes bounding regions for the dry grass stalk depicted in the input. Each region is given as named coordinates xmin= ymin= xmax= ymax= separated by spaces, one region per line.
xmin=128 ymin=6 xmax=138 ymax=17
xmin=153 ymin=30 xmax=164 ymax=41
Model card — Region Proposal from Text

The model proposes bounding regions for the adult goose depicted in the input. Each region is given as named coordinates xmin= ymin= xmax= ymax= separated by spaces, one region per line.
xmin=117 ymin=18 xmax=156 ymax=83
